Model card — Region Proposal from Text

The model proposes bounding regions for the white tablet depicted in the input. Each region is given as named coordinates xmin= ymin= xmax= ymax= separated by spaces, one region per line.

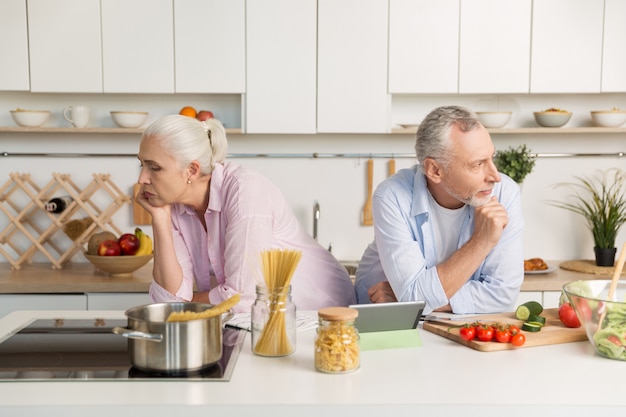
xmin=348 ymin=301 xmax=425 ymax=333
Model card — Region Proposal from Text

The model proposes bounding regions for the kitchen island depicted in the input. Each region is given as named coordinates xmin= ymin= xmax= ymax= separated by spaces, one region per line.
xmin=0 ymin=309 xmax=625 ymax=416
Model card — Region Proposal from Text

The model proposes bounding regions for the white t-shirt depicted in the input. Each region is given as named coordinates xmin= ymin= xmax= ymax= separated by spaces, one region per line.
xmin=427 ymin=192 xmax=467 ymax=264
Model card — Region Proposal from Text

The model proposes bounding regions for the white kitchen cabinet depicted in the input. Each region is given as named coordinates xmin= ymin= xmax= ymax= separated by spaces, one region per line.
xmin=86 ymin=293 xmax=151 ymax=310
xmin=318 ymin=0 xmax=390 ymax=133
xmin=245 ymin=0 xmax=317 ymax=133
xmin=174 ymin=0 xmax=245 ymax=94
xmin=0 ymin=294 xmax=86 ymax=319
xmin=388 ymin=0 xmax=459 ymax=94
xmin=530 ymin=0 xmax=604 ymax=93
xmin=101 ymin=0 xmax=175 ymax=93
xmin=458 ymin=0 xmax=531 ymax=94
xmin=27 ymin=0 xmax=102 ymax=93
xmin=516 ymin=291 xmax=542 ymax=308
xmin=543 ymin=291 xmax=562 ymax=309
xmin=0 ymin=0 xmax=29 ymax=91
xmin=602 ymin=0 xmax=626 ymax=92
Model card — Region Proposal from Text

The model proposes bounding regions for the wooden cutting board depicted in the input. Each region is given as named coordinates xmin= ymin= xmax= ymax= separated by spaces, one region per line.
xmin=422 ymin=308 xmax=587 ymax=352
xmin=132 ymin=184 xmax=152 ymax=225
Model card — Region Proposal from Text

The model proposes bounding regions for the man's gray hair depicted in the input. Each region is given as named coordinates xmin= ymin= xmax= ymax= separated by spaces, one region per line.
xmin=415 ymin=106 xmax=482 ymax=170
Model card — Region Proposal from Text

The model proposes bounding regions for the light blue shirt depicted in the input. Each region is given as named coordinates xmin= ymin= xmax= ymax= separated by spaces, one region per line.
xmin=355 ymin=165 xmax=524 ymax=314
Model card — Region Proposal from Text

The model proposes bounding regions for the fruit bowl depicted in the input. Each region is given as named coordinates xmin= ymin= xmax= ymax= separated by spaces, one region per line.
xmin=84 ymin=254 xmax=153 ymax=277
xmin=10 ymin=109 xmax=51 ymax=127
xmin=590 ymin=110 xmax=626 ymax=128
xmin=476 ymin=111 xmax=512 ymax=128
xmin=563 ymin=280 xmax=626 ymax=361
xmin=110 ymin=111 xmax=149 ymax=128
xmin=533 ymin=109 xmax=572 ymax=127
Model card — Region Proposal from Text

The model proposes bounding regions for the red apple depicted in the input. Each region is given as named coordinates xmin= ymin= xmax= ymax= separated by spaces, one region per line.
xmin=98 ymin=240 xmax=122 ymax=256
xmin=118 ymin=233 xmax=140 ymax=256
xmin=196 ymin=110 xmax=214 ymax=121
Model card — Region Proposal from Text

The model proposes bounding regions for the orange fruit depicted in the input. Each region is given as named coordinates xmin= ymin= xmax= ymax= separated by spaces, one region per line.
xmin=179 ymin=106 xmax=197 ymax=118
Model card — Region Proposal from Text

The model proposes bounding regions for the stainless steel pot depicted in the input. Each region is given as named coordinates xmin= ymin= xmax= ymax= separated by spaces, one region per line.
xmin=112 ymin=302 xmax=227 ymax=373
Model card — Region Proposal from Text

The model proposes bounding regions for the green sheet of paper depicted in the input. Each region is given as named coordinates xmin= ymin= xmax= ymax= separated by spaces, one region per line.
xmin=359 ymin=329 xmax=422 ymax=351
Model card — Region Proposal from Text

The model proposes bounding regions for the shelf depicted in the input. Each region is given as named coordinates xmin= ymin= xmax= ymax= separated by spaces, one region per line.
xmin=0 ymin=127 xmax=243 ymax=134
xmin=391 ymin=127 xmax=626 ymax=135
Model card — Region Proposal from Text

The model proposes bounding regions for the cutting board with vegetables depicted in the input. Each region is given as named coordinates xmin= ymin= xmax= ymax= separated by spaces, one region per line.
xmin=422 ymin=308 xmax=587 ymax=352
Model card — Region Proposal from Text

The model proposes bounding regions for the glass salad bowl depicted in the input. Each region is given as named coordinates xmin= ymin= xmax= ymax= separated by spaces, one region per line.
xmin=563 ymin=280 xmax=626 ymax=361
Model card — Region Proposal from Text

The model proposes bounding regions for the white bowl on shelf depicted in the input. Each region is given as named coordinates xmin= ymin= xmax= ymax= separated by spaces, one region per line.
xmin=533 ymin=110 xmax=572 ymax=128
xmin=476 ymin=111 xmax=512 ymax=128
xmin=10 ymin=109 xmax=51 ymax=127
xmin=590 ymin=110 xmax=626 ymax=128
xmin=110 ymin=111 xmax=149 ymax=128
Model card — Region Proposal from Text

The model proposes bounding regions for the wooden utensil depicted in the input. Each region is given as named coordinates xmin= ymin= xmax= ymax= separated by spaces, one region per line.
xmin=594 ymin=242 xmax=626 ymax=333
xmin=362 ymin=159 xmax=374 ymax=226
xmin=388 ymin=158 xmax=396 ymax=177
xmin=133 ymin=183 xmax=152 ymax=225
xmin=607 ymin=242 xmax=626 ymax=301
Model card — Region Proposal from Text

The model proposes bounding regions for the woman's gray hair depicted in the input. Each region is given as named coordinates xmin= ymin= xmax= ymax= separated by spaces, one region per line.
xmin=414 ymin=106 xmax=481 ymax=170
xmin=141 ymin=114 xmax=228 ymax=176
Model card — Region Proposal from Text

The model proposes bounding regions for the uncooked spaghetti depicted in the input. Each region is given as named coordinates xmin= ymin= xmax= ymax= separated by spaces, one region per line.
xmin=253 ymin=248 xmax=302 ymax=356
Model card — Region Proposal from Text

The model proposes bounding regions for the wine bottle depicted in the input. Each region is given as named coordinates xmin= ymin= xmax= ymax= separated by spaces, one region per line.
xmin=45 ymin=196 xmax=73 ymax=213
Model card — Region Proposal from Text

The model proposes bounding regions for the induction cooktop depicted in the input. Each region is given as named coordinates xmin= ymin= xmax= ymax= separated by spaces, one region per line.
xmin=0 ymin=318 xmax=245 ymax=381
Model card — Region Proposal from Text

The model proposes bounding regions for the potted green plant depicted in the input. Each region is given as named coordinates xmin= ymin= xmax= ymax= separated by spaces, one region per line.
xmin=549 ymin=168 xmax=626 ymax=267
xmin=494 ymin=144 xmax=536 ymax=184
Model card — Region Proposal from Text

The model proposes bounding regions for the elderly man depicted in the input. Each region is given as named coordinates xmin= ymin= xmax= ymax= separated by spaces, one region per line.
xmin=355 ymin=105 xmax=524 ymax=314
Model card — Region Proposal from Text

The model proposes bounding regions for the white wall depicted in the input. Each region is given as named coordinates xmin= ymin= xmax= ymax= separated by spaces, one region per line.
xmin=2 ymin=92 xmax=626 ymax=265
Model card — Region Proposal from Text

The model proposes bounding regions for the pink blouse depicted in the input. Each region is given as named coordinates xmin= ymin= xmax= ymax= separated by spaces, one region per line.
xmin=149 ymin=162 xmax=356 ymax=312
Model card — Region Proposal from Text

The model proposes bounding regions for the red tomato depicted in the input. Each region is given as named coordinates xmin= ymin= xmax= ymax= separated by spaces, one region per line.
xmin=607 ymin=335 xmax=621 ymax=347
xmin=476 ymin=325 xmax=494 ymax=342
xmin=495 ymin=329 xmax=512 ymax=343
xmin=459 ymin=326 xmax=476 ymax=341
xmin=558 ymin=303 xmax=581 ymax=328
xmin=510 ymin=333 xmax=526 ymax=347
xmin=508 ymin=324 xmax=521 ymax=335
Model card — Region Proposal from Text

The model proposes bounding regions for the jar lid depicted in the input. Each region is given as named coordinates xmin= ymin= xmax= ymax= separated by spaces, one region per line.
xmin=318 ymin=307 xmax=358 ymax=321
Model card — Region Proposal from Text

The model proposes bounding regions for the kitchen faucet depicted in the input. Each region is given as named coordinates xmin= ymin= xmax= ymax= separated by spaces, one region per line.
xmin=313 ymin=201 xmax=320 ymax=241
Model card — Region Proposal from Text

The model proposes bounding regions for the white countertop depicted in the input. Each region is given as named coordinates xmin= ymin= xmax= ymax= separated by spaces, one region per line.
xmin=1 ymin=309 xmax=626 ymax=416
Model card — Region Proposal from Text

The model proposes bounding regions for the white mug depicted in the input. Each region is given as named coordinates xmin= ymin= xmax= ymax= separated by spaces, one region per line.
xmin=63 ymin=105 xmax=90 ymax=128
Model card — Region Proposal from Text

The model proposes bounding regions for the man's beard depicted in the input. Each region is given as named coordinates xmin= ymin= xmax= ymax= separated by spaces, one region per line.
xmin=441 ymin=180 xmax=493 ymax=207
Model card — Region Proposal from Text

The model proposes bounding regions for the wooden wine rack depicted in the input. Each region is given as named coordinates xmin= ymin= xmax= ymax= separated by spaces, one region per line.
xmin=0 ymin=172 xmax=130 ymax=270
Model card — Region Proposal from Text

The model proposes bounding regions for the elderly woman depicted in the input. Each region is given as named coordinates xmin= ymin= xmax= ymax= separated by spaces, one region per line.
xmin=136 ymin=115 xmax=355 ymax=312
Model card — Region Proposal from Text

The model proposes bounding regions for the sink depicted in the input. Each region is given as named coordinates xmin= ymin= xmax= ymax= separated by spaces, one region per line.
xmin=339 ymin=261 xmax=358 ymax=283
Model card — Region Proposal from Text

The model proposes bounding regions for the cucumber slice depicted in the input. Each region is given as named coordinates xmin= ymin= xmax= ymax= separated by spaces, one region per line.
xmin=522 ymin=322 xmax=542 ymax=332
xmin=527 ymin=315 xmax=546 ymax=325
xmin=515 ymin=301 xmax=543 ymax=320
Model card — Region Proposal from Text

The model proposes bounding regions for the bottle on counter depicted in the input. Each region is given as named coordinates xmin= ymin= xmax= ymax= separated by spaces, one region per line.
xmin=45 ymin=196 xmax=74 ymax=213
xmin=314 ymin=307 xmax=360 ymax=374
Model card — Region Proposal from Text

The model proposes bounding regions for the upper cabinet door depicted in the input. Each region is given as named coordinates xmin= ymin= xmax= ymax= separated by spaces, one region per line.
xmin=0 ymin=0 xmax=29 ymax=91
xmin=101 ymin=0 xmax=174 ymax=93
xmin=246 ymin=0 xmax=317 ymax=133
xmin=318 ymin=0 xmax=389 ymax=133
xmin=459 ymin=0 xmax=531 ymax=94
xmin=174 ymin=0 xmax=245 ymax=93
xmin=531 ymin=0 xmax=603 ymax=93
xmin=602 ymin=0 xmax=626 ymax=92
xmin=388 ymin=0 xmax=459 ymax=94
xmin=27 ymin=0 xmax=102 ymax=93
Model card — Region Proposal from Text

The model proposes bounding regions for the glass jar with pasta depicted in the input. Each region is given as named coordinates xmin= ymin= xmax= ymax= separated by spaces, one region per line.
xmin=314 ymin=307 xmax=360 ymax=374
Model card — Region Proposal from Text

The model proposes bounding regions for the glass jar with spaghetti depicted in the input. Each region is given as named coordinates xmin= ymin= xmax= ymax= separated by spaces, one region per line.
xmin=251 ymin=285 xmax=296 ymax=357
xmin=314 ymin=307 xmax=360 ymax=374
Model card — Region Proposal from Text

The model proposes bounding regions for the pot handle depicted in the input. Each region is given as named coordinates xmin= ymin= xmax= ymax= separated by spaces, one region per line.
xmin=112 ymin=326 xmax=163 ymax=342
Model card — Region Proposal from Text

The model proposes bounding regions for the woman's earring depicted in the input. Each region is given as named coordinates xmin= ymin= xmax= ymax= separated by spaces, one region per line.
xmin=187 ymin=179 xmax=192 ymax=184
